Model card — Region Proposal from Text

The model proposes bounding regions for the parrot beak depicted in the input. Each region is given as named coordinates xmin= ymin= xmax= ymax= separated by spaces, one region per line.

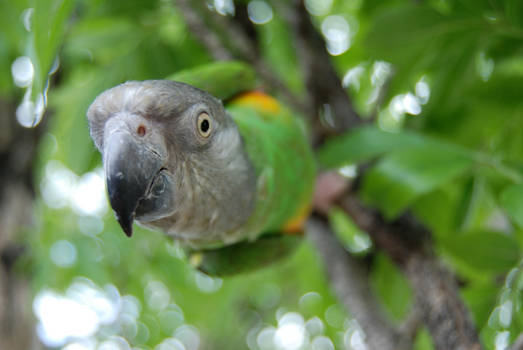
xmin=103 ymin=126 xmax=163 ymax=237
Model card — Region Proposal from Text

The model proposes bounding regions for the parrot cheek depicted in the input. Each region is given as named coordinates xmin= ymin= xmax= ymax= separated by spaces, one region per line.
xmin=135 ymin=170 xmax=176 ymax=222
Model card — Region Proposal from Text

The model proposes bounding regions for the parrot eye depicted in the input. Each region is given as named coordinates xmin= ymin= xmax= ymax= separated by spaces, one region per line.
xmin=197 ymin=112 xmax=212 ymax=138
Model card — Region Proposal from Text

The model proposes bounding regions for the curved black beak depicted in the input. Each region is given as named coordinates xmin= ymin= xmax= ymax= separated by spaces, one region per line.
xmin=104 ymin=130 xmax=163 ymax=237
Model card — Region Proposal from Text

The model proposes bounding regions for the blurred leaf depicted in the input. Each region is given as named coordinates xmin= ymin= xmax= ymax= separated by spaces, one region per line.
xmin=328 ymin=207 xmax=372 ymax=255
xmin=462 ymin=282 xmax=499 ymax=329
xmin=167 ymin=61 xmax=258 ymax=101
xmin=371 ymin=253 xmax=412 ymax=322
xmin=31 ymin=0 xmax=74 ymax=99
xmin=501 ymin=184 xmax=523 ymax=229
xmin=362 ymin=143 xmax=473 ymax=218
xmin=440 ymin=231 xmax=520 ymax=273
xmin=317 ymin=126 xmax=425 ymax=169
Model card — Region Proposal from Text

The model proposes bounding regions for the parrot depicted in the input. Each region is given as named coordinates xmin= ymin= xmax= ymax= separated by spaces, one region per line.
xmin=86 ymin=62 xmax=316 ymax=275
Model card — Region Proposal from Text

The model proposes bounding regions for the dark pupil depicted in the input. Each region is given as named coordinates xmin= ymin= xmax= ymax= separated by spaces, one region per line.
xmin=200 ymin=119 xmax=210 ymax=133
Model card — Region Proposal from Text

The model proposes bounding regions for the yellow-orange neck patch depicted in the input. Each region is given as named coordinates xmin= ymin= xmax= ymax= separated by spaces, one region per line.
xmin=232 ymin=91 xmax=281 ymax=114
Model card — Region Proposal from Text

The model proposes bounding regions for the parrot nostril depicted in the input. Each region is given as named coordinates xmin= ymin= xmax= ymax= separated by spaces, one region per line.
xmin=137 ymin=125 xmax=146 ymax=137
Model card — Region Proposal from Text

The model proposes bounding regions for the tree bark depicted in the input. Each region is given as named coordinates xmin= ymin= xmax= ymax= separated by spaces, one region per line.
xmin=0 ymin=98 xmax=44 ymax=350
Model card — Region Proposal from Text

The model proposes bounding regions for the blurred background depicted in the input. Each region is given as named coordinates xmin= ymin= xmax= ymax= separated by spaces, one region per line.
xmin=1 ymin=0 xmax=523 ymax=349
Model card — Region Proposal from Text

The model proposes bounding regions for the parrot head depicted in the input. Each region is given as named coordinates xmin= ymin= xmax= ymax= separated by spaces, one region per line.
xmin=87 ymin=80 xmax=256 ymax=243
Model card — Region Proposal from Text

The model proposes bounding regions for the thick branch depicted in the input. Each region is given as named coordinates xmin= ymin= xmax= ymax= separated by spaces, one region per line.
xmin=338 ymin=195 xmax=483 ymax=350
xmin=306 ymin=216 xmax=407 ymax=350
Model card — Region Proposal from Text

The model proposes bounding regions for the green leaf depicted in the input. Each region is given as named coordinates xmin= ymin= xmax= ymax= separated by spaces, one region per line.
xmin=361 ymin=144 xmax=474 ymax=218
xmin=317 ymin=126 xmax=426 ymax=169
xmin=371 ymin=253 xmax=413 ymax=321
xmin=328 ymin=207 xmax=372 ymax=255
xmin=166 ymin=61 xmax=258 ymax=101
xmin=440 ymin=231 xmax=520 ymax=273
xmin=501 ymin=184 xmax=523 ymax=230
xmin=31 ymin=0 xmax=74 ymax=100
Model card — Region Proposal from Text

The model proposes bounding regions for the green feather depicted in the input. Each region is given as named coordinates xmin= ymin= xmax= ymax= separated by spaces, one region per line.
xmin=167 ymin=63 xmax=316 ymax=274
xmin=192 ymin=234 xmax=302 ymax=276
xmin=227 ymin=100 xmax=316 ymax=235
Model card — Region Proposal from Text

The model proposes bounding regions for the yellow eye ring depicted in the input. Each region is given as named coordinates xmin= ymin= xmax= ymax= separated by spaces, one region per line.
xmin=197 ymin=112 xmax=212 ymax=138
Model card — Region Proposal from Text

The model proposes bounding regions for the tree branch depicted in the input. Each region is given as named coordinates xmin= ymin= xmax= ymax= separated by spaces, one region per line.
xmin=174 ymin=0 xmax=309 ymax=117
xmin=279 ymin=0 xmax=362 ymax=143
xmin=306 ymin=215 xmax=406 ymax=350
xmin=510 ymin=333 xmax=523 ymax=350
xmin=338 ymin=194 xmax=483 ymax=350
xmin=175 ymin=0 xmax=233 ymax=61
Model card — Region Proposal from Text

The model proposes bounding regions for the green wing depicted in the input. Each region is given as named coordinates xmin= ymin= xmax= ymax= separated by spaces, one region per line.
xmin=166 ymin=61 xmax=258 ymax=101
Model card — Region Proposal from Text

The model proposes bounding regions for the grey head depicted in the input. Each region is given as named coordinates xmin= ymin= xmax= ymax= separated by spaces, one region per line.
xmin=87 ymin=80 xmax=256 ymax=245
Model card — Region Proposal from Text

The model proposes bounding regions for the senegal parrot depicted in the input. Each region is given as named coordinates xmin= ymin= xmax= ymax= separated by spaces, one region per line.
xmin=86 ymin=62 xmax=315 ymax=274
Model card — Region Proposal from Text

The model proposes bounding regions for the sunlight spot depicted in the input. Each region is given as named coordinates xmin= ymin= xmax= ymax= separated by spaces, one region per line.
xmin=415 ymin=78 xmax=430 ymax=104
xmin=403 ymin=93 xmax=421 ymax=115
xmin=248 ymin=1 xmax=273 ymax=25
xmin=320 ymin=104 xmax=335 ymax=128
xmin=16 ymin=99 xmax=36 ymax=127
xmin=194 ymin=271 xmax=223 ymax=293
xmin=21 ymin=8 xmax=34 ymax=31
xmin=50 ymin=240 xmax=77 ymax=268
xmin=41 ymin=160 xmax=77 ymax=209
xmin=97 ymin=337 xmax=131 ymax=350
xmin=275 ymin=312 xmax=307 ymax=350
xmin=145 ymin=281 xmax=171 ymax=311
xmin=494 ymin=331 xmax=510 ymax=350
xmin=344 ymin=320 xmax=367 ymax=350
xmin=342 ymin=66 xmax=365 ymax=90
xmin=370 ymin=61 xmax=392 ymax=87
xmin=155 ymin=338 xmax=186 ymax=350
xmin=67 ymin=281 xmax=120 ymax=325
xmin=477 ymin=52 xmax=494 ymax=82
xmin=213 ymin=0 xmax=235 ymax=16
xmin=311 ymin=335 xmax=334 ymax=350
xmin=499 ymin=300 xmax=513 ymax=327
xmin=338 ymin=164 xmax=357 ymax=179
xmin=257 ymin=327 xmax=276 ymax=350
xmin=324 ymin=305 xmax=344 ymax=328
xmin=34 ymin=291 xmax=99 ymax=347
xmin=159 ymin=306 xmax=185 ymax=334
xmin=174 ymin=325 xmax=201 ymax=350
xmin=305 ymin=0 xmax=333 ymax=16
xmin=62 ymin=339 xmax=97 ymax=350
xmin=389 ymin=95 xmax=405 ymax=120
xmin=299 ymin=291 xmax=322 ymax=312
xmin=121 ymin=295 xmax=141 ymax=319
xmin=275 ymin=323 xmax=306 ymax=350
xmin=71 ymin=168 xmax=108 ymax=217
xmin=78 ymin=216 xmax=104 ymax=235
xmin=305 ymin=317 xmax=325 ymax=337
xmin=11 ymin=56 xmax=34 ymax=87
xmin=321 ymin=15 xmax=350 ymax=56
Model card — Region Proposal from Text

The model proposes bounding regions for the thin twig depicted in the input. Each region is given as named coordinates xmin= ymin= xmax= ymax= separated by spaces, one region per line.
xmin=174 ymin=0 xmax=310 ymax=117
xmin=175 ymin=0 xmax=233 ymax=60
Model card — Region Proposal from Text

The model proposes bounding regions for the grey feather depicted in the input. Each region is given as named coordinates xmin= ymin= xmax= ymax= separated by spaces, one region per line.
xmin=87 ymin=80 xmax=257 ymax=247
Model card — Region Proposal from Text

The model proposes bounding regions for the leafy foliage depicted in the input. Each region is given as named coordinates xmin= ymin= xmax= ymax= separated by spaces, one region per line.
xmin=2 ymin=0 xmax=523 ymax=349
